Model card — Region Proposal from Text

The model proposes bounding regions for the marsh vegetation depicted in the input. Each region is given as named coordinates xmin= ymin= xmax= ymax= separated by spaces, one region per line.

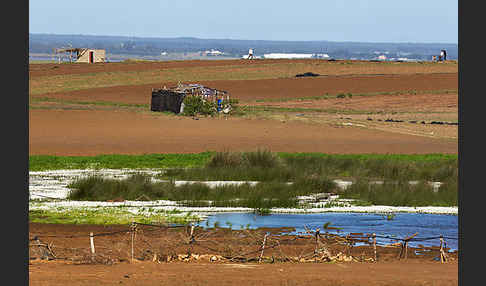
xmin=66 ymin=150 xmax=457 ymax=208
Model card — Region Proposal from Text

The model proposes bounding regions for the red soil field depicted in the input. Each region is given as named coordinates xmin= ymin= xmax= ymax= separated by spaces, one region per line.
xmin=32 ymin=72 xmax=457 ymax=105
xmin=29 ymin=109 xmax=457 ymax=156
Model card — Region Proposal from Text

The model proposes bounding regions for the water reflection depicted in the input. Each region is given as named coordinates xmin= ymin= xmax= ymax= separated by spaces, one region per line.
xmin=196 ymin=212 xmax=458 ymax=250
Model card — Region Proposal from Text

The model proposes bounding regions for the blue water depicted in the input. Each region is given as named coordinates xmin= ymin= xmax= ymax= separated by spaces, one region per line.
xmin=196 ymin=212 xmax=458 ymax=251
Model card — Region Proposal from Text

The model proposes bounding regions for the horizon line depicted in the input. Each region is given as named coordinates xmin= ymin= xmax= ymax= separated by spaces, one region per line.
xmin=29 ymin=32 xmax=458 ymax=46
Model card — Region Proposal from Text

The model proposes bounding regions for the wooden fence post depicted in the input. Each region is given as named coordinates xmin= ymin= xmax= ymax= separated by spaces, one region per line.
xmin=399 ymin=232 xmax=418 ymax=260
xmin=259 ymin=233 xmax=269 ymax=263
xmin=90 ymin=232 xmax=95 ymax=261
xmin=439 ymin=235 xmax=448 ymax=263
xmin=187 ymin=224 xmax=195 ymax=256
xmin=90 ymin=232 xmax=95 ymax=254
xmin=314 ymin=228 xmax=321 ymax=262
xmin=315 ymin=228 xmax=320 ymax=252
xmin=130 ymin=222 xmax=137 ymax=262
xmin=372 ymin=233 xmax=377 ymax=262
xmin=190 ymin=224 xmax=195 ymax=244
xmin=404 ymin=241 xmax=408 ymax=259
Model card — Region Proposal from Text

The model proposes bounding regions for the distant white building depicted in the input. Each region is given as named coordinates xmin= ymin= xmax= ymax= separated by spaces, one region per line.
xmin=203 ymin=49 xmax=224 ymax=56
xmin=314 ymin=53 xmax=330 ymax=59
xmin=378 ymin=55 xmax=387 ymax=60
xmin=263 ymin=53 xmax=314 ymax=59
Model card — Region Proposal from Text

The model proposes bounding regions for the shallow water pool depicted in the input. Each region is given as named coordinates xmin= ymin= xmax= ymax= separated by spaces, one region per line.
xmin=196 ymin=212 xmax=458 ymax=251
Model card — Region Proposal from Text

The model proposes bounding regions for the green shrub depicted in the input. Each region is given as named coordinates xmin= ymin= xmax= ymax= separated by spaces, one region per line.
xmin=242 ymin=149 xmax=282 ymax=168
xmin=68 ymin=174 xmax=167 ymax=201
xmin=182 ymin=95 xmax=217 ymax=116
xmin=206 ymin=151 xmax=244 ymax=168
xmin=206 ymin=149 xmax=283 ymax=169
xmin=339 ymin=178 xmax=457 ymax=207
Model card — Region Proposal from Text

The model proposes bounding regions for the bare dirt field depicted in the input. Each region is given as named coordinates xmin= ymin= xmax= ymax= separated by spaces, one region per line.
xmin=28 ymin=59 xmax=458 ymax=78
xmin=29 ymin=259 xmax=458 ymax=286
xmin=29 ymin=109 xmax=456 ymax=156
xmin=29 ymin=223 xmax=458 ymax=286
xmin=28 ymin=59 xmax=459 ymax=285
xmin=31 ymin=72 xmax=457 ymax=105
xmin=29 ymin=60 xmax=458 ymax=154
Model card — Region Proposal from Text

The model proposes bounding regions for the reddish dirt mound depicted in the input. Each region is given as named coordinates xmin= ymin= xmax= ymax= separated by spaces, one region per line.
xmin=29 ymin=109 xmax=457 ymax=156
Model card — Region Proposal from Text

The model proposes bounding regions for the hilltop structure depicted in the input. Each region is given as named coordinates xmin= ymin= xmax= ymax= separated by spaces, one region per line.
xmin=53 ymin=47 xmax=106 ymax=63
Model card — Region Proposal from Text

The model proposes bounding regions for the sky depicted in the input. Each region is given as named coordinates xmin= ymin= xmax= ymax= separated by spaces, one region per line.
xmin=29 ymin=0 xmax=458 ymax=44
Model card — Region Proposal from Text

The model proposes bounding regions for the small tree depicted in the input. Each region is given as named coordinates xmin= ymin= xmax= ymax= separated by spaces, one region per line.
xmin=182 ymin=96 xmax=217 ymax=116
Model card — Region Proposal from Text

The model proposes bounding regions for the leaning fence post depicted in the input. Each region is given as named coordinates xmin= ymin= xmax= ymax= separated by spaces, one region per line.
xmin=404 ymin=241 xmax=408 ymax=259
xmin=130 ymin=222 xmax=137 ymax=263
xmin=372 ymin=233 xmax=377 ymax=262
xmin=90 ymin=232 xmax=95 ymax=261
xmin=315 ymin=228 xmax=320 ymax=251
xmin=187 ymin=223 xmax=195 ymax=256
xmin=439 ymin=235 xmax=448 ymax=263
xmin=190 ymin=224 xmax=195 ymax=244
xmin=259 ymin=233 xmax=269 ymax=263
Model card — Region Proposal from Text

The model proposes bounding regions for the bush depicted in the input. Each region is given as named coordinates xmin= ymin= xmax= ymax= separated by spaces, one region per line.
xmin=182 ymin=96 xmax=217 ymax=116
xmin=242 ymin=149 xmax=282 ymax=168
xmin=68 ymin=173 xmax=167 ymax=201
xmin=206 ymin=149 xmax=283 ymax=169
xmin=338 ymin=178 xmax=457 ymax=207
xmin=206 ymin=151 xmax=243 ymax=168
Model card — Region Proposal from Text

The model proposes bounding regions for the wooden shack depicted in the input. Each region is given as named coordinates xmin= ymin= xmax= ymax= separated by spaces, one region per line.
xmin=151 ymin=83 xmax=229 ymax=114
xmin=53 ymin=47 xmax=106 ymax=63
xmin=75 ymin=49 xmax=106 ymax=63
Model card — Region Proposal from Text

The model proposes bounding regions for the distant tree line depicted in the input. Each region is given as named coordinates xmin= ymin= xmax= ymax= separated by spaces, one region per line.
xmin=29 ymin=33 xmax=458 ymax=60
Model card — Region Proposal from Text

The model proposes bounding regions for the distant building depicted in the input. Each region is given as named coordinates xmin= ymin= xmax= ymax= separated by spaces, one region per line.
xmin=314 ymin=53 xmax=330 ymax=59
xmin=263 ymin=53 xmax=314 ymax=59
xmin=75 ymin=49 xmax=106 ymax=63
xmin=202 ymin=49 xmax=225 ymax=56
xmin=53 ymin=47 xmax=106 ymax=63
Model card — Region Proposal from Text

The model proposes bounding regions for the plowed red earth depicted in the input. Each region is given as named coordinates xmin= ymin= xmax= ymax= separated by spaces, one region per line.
xmin=29 ymin=109 xmax=456 ymax=155
xmin=32 ymin=73 xmax=457 ymax=104
xmin=29 ymin=59 xmax=456 ymax=78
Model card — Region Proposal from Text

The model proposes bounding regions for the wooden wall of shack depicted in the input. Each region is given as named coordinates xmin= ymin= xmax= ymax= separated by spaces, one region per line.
xmin=151 ymin=89 xmax=186 ymax=113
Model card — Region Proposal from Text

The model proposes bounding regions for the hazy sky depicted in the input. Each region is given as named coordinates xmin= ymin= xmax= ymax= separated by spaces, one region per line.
xmin=29 ymin=0 xmax=458 ymax=43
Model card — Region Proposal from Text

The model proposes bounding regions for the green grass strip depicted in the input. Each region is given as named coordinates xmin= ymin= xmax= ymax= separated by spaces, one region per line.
xmin=30 ymin=152 xmax=457 ymax=172
xmin=29 ymin=152 xmax=215 ymax=171
xmin=29 ymin=207 xmax=200 ymax=225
